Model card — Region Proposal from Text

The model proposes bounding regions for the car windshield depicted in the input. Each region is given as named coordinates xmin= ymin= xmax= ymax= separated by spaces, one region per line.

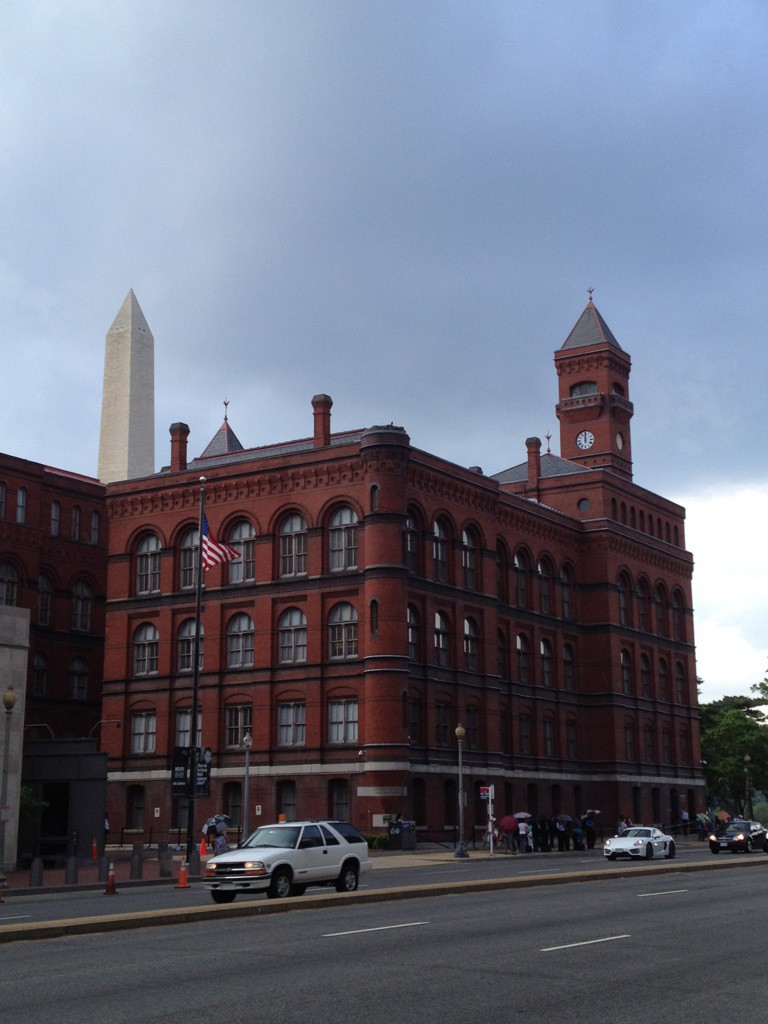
xmin=624 ymin=828 xmax=650 ymax=838
xmin=241 ymin=826 xmax=300 ymax=850
xmin=724 ymin=823 xmax=748 ymax=837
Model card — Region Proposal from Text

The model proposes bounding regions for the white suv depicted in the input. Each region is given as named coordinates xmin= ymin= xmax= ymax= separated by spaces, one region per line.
xmin=203 ymin=820 xmax=372 ymax=903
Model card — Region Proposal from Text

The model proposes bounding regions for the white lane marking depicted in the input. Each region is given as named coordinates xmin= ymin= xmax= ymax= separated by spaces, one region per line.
xmin=323 ymin=921 xmax=429 ymax=938
xmin=0 ymin=915 xmax=31 ymax=922
xmin=637 ymin=889 xmax=688 ymax=897
xmin=542 ymin=934 xmax=630 ymax=952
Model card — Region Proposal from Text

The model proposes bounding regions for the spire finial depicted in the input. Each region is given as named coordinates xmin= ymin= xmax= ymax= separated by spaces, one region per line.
xmin=545 ymin=431 xmax=552 ymax=454
xmin=587 ymin=287 xmax=594 ymax=302
xmin=223 ymin=398 xmax=229 ymax=422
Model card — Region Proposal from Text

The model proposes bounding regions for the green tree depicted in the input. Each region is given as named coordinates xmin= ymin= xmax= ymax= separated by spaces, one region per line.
xmin=701 ymin=703 xmax=768 ymax=816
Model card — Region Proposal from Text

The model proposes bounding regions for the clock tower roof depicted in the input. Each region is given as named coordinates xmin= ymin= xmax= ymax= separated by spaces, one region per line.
xmin=560 ymin=299 xmax=623 ymax=352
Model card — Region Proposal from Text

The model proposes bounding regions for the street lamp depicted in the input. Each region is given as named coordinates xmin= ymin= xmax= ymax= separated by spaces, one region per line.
xmin=744 ymin=754 xmax=751 ymax=819
xmin=454 ymin=724 xmax=469 ymax=859
xmin=242 ymin=732 xmax=253 ymax=839
xmin=1 ymin=687 xmax=18 ymax=872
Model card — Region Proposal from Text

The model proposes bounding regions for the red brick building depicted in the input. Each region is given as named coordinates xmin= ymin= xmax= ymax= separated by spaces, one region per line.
xmin=0 ymin=455 xmax=106 ymax=739
xmin=101 ymin=300 xmax=702 ymax=838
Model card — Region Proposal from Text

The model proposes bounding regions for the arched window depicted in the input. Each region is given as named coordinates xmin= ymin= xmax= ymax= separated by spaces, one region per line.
xmin=516 ymin=633 xmax=529 ymax=683
xmin=90 ymin=510 xmax=100 ymax=545
xmin=620 ymin=649 xmax=632 ymax=694
xmin=625 ymin=723 xmax=635 ymax=760
xmin=407 ymin=605 xmax=420 ymax=660
xmin=617 ymin=572 xmax=632 ymax=626
xmin=369 ymin=485 xmax=379 ymax=512
xmin=461 ymin=528 xmax=478 ymax=589
xmin=133 ymin=623 xmax=159 ymax=676
xmin=0 ymin=562 xmax=18 ymax=606
xmin=227 ymin=613 xmax=255 ymax=668
xmin=640 ymin=654 xmax=651 ymax=697
xmin=434 ymin=611 xmax=450 ymax=666
xmin=496 ymin=543 xmax=509 ymax=602
xmin=540 ymin=639 xmax=553 ymax=686
xmin=513 ymin=550 xmax=529 ymax=607
xmin=69 ymin=657 xmax=88 ymax=700
xmin=71 ymin=506 xmax=81 ymax=542
xmin=16 ymin=487 xmax=26 ymax=524
xmin=404 ymin=512 xmax=420 ymax=573
xmin=279 ymin=513 xmax=307 ymax=577
xmin=72 ymin=581 xmax=92 ymax=632
xmin=432 ymin=520 xmax=449 ymax=582
xmin=463 ymin=618 xmax=479 ymax=671
xmin=671 ymin=590 xmax=685 ymax=641
xmin=276 ymin=780 xmax=297 ymax=821
xmin=637 ymin=579 xmax=650 ymax=631
xmin=328 ymin=602 xmax=358 ymax=659
xmin=50 ymin=501 xmax=60 ymax=537
xmin=560 ymin=566 xmax=573 ymax=619
xmin=179 ymin=528 xmax=199 ymax=590
xmin=228 ymin=520 xmax=256 ymax=583
xmin=278 ymin=607 xmax=307 ymax=663
xmin=658 ymin=658 xmax=669 ymax=700
xmin=497 ymin=628 xmax=508 ymax=677
xmin=37 ymin=574 xmax=52 ymax=625
xmin=538 ymin=558 xmax=553 ymax=614
xmin=329 ymin=507 xmax=358 ymax=571
xmin=136 ymin=534 xmax=162 ymax=595
xmin=570 ymin=381 xmax=597 ymax=397
xmin=33 ymin=653 xmax=48 ymax=695
xmin=675 ymin=662 xmax=687 ymax=703
xmin=369 ymin=599 xmax=379 ymax=636
xmin=177 ymin=618 xmax=203 ymax=672
xmin=563 ymin=644 xmax=575 ymax=690
xmin=655 ymin=585 xmax=667 ymax=636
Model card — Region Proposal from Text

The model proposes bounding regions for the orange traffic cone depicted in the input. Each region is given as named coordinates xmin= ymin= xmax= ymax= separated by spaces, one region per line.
xmin=104 ymin=861 xmax=117 ymax=896
xmin=91 ymin=837 xmax=98 ymax=860
xmin=175 ymin=859 xmax=189 ymax=889
xmin=200 ymin=835 xmax=207 ymax=856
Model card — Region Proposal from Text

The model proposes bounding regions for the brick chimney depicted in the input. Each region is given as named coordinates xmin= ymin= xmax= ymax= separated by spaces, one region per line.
xmin=312 ymin=394 xmax=333 ymax=448
xmin=169 ymin=422 xmax=190 ymax=471
xmin=526 ymin=436 xmax=542 ymax=493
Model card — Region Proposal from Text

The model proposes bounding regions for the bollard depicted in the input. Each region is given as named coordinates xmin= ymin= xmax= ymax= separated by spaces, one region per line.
xmin=98 ymin=853 xmax=110 ymax=882
xmin=188 ymin=848 xmax=201 ymax=877
xmin=158 ymin=850 xmax=173 ymax=878
xmin=65 ymin=857 xmax=79 ymax=885
xmin=130 ymin=843 xmax=144 ymax=880
xmin=29 ymin=857 xmax=44 ymax=888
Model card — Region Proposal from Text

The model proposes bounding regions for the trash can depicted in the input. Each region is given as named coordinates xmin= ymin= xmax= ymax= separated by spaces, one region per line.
xmin=400 ymin=820 xmax=417 ymax=851
xmin=387 ymin=820 xmax=403 ymax=850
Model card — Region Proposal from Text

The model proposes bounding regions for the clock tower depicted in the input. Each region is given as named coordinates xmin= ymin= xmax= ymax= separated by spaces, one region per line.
xmin=554 ymin=298 xmax=633 ymax=478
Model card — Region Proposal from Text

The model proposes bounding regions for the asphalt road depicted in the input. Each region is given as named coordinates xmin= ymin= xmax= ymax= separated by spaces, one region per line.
xmin=4 ymin=862 xmax=765 ymax=1024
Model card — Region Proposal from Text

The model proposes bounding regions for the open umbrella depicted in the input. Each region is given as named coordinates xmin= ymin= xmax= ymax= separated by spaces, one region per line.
xmin=513 ymin=811 xmax=532 ymax=819
xmin=716 ymin=811 xmax=732 ymax=822
xmin=202 ymin=813 xmax=232 ymax=835
xmin=554 ymin=813 xmax=578 ymax=824
xmin=498 ymin=815 xmax=518 ymax=833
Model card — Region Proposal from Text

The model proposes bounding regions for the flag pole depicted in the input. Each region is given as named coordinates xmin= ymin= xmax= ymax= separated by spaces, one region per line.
xmin=185 ymin=476 xmax=206 ymax=864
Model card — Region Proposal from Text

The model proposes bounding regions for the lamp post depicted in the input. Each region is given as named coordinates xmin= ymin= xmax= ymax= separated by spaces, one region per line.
xmin=454 ymin=724 xmax=469 ymax=859
xmin=242 ymin=732 xmax=253 ymax=839
xmin=1 ymin=688 xmax=18 ymax=872
xmin=744 ymin=753 xmax=751 ymax=819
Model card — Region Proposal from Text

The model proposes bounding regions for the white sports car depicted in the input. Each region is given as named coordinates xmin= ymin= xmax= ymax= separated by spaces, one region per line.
xmin=603 ymin=826 xmax=676 ymax=861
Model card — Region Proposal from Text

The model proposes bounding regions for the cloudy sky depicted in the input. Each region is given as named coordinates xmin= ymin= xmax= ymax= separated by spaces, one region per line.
xmin=1 ymin=2 xmax=766 ymax=701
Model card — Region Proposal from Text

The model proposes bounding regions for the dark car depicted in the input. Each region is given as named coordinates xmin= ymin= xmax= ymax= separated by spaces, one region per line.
xmin=709 ymin=819 xmax=767 ymax=854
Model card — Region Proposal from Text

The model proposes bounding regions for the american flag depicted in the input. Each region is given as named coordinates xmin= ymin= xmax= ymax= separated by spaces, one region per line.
xmin=201 ymin=515 xmax=241 ymax=571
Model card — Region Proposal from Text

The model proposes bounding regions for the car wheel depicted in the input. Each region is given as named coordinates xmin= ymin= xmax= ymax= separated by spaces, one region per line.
xmin=710 ymin=845 xmax=720 ymax=854
xmin=335 ymin=861 xmax=359 ymax=893
xmin=267 ymin=868 xmax=293 ymax=899
xmin=666 ymin=841 xmax=676 ymax=859
xmin=211 ymin=890 xmax=236 ymax=904
xmin=292 ymin=884 xmax=307 ymax=896
xmin=645 ymin=843 xmax=654 ymax=860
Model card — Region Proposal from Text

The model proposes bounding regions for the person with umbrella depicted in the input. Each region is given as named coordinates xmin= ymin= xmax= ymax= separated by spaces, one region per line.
xmin=203 ymin=813 xmax=232 ymax=854
xmin=498 ymin=815 xmax=518 ymax=854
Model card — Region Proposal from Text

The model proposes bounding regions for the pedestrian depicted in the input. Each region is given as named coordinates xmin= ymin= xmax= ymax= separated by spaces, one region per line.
xmin=556 ymin=819 xmax=567 ymax=852
xmin=681 ymin=808 xmax=689 ymax=835
xmin=583 ymin=814 xmax=596 ymax=849
xmin=214 ymin=830 xmax=228 ymax=854
xmin=539 ymin=817 xmax=551 ymax=852
xmin=517 ymin=819 xmax=529 ymax=854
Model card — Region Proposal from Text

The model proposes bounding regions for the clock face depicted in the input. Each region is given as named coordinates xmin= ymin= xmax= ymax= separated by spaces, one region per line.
xmin=616 ymin=432 xmax=625 ymax=451
xmin=576 ymin=430 xmax=595 ymax=451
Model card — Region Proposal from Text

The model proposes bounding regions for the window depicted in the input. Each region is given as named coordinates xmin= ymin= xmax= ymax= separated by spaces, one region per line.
xmin=50 ymin=501 xmax=60 ymax=537
xmin=496 ymin=545 xmax=509 ymax=602
xmin=676 ymin=662 xmax=686 ymax=703
xmin=90 ymin=510 xmax=100 ymax=545
xmin=497 ymin=628 xmax=508 ymax=677
xmin=0 ymin=563 xmax=18 ymax=607
xmin=176 ymin=709 xmax=202 ymax=747
xmin=278 ymin=607 xmax=307 ymax=663
xmin=655 ymin=585 xmax=667 ymax=636
xmin=33 ymin=653 xmax=48 ymax=695
xmin=436 ymin=703 xmax=451 ymax=746
xmin=276 ymin=780 xmax=297 ymax=820
xmin=127 ymin=785 xmax=145 ymax=829
xmin=662 ymin=730 xmax=671 ymax=762
xmin=434 ymin=612 xmax=450 ymax=667
xmin=329 ymin=507 xmax=358 ymax=570
xmin=136 ymin=534 xmax=162 ymax=595
xmin=369 ymin=599 xmax=379 ymax=636
xmin=131 ymin=712 xmax=156 ymax=754
xmin=618 ymin=573 xmax=631 ymax=626
xmin=177 ymin=618 xmax=203 ymax=672
xmin=279 ymin=514 xmax=307 ymax=577
xmin=461 ymin=529 xmax=477 ymax=589
xmin=570 ymin=380 xmax=597 ymax=397
xmin=513 ymin=551 xmax=529 ymax=607
xmin=679 ymin=730 xmax=689 ymax=763
xmin=72 ymin=581 xmax=92 ymax=632
xmin=69 ymin=657 xmax=88 ymax=700
xmin=330 ymin=779 xmax=350 ymax=821
xmin=538 ymin=559 xmax=552 ymax=614
xmin=466 ymin=707 xmax=479 ymax=749
xmin=16 ymin=487 xmax=26 ymax=524
xmin=71 ymin=506 xmax=80 ymax=541
xmin=516 ymin=634 xmax=529 ymax=683
xmin=228 ymin=520 xmax=255 ymax=583
xmin=544 ymin=719 xmax=555 ymax=757
xmin=405 ymin=513 xmax=420 ymax=573
xmin=432 ymin=520 xmax=449 ymax=582
xmin=134 ymin=623 xmax=159 ymax=676
xmin=37 ymin=575 xmax=52 ymax=625
xmin=519 ymin=715 xmax=532 ymax=756
xmin=658 ymin=658 xmax=669 ymax=700
xmin=625 ymin=725 xmax=634 ymax=760
xmin=563 ymin=644 xmax=575 ymax=690
xmin=637 ymin=580 xmax=649 ymax=631
xmin=278 ymin=703 xmax=306 ymax=746
xmin=566 ymin=721 xmax=576 ymax=759
xmin=561 ymin=566 xmax=573 ymax=619
xmin=223 ymin=782 xmax=242 ymax=828
xmin=644 ymin=726 xmax=654 ymax=761
xmin=671 ymin=591 xmax=684 ymax=641
xmin=407 ymin=605 xmax=420 ymax=660
xmin=540 ymin=639 xmax=553 ymax=686
xmin=227 ymin=613 xmax=255 ymax=668
xmin=328 ymin=602 xmax=358 ymax=659
xmin=409 ymin=699 xmax=423 ymax=744
xmin=328 ymin=699 xmax=358 ymax=744
xmin=179 ymin=528 xmax=199 ymax=590
xmin=620 ymin=649 xmax=632 ymax=694
xmin=463 ymin=618 xmax=479 ymax=671
xmin=225 ymin=705 xmax=253 ymax=747
xmin=640 ymin=654 xmax=651 ymax=697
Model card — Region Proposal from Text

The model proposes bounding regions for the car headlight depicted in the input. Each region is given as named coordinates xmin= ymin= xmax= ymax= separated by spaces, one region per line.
xmin=243 ymin=861 xmax=267 ymax=876
xmin=632 ymin=839 xmax=644 ymax=846
xmin=605 ymin=839 xmax=612 ymax=847
xmin=708 ymin=834 xmax=717 ymax=841
xmin=735 ymin=833 xmax=745 ymax=841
